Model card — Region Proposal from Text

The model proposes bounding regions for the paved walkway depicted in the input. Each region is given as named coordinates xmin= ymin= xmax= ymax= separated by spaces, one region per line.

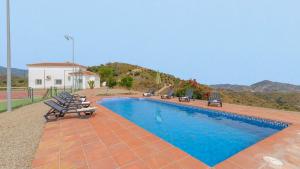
xmin=32 ymin=90 xmax=300 ymax=169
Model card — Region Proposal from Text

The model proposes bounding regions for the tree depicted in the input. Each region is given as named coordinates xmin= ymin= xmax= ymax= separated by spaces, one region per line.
xmin=107 ymin=77 xmax=117 ymax=88
xmin=188 ymin=79 xmax=198 ymax=88
xmin=119 ymin=76 xmax=134 ymax=90
xmin=98 ymin=66 xmax=114 ymax=82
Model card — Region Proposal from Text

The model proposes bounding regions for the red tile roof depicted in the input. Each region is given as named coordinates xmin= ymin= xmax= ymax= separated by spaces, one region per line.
xmin=27 ymin=62 xmax=87 ymax=68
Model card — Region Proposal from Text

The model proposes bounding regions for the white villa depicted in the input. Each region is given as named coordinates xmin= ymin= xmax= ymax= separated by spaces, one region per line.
xmin=27 ymin=62 xmax=100 ymax=89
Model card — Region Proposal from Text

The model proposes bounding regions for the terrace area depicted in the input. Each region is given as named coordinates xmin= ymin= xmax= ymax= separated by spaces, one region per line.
xmin=1 ymin=88 xmax=300 ymax=169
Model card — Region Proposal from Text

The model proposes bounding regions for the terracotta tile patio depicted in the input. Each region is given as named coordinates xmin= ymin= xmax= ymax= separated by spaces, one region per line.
xmin=32 ymin=91 xmax=300 ymax=169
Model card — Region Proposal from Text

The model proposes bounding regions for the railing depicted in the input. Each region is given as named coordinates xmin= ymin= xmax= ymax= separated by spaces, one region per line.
xmin=0 ymin=87 xmax=29 ymax=91
xmin=0 ymin=87 xmax=76 ymax=112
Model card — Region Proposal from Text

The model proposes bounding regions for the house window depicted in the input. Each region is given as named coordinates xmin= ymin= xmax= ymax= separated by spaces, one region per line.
xmin=68 ymin=76 xmax=71 ymax=81
xmin=78 ymin=79 xmax=83 ymax=83
xmin=55 ymin=79 xmax=62 ymax=85
xmin=35 ymin=79 xmax=42 ymax=85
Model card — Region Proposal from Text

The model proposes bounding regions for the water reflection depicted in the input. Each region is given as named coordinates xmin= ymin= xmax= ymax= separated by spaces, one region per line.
xmin=155 ymin=108 xmax=163 ymax=123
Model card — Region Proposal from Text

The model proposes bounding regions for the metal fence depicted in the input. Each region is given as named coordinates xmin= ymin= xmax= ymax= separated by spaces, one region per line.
xmin=0 ymin=87 xmax=75 ymax=112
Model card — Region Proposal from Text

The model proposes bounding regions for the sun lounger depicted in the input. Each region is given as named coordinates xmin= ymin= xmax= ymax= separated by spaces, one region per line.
xmin=179 ymin=89 xmax=194 ymax=102
xmin=53 ymin=96 xmax=90 ymax=108
xmin=161 ymin=89 xmax=174 ymax=99
xmin=208 ymin=92 xmax=222 ymax=107
xmin=143 ymin=89 xmax=155 ymax=97
xmin=60 ymin=92 xmax=86 ymax=102
xmin=44 ymin=100 xmax=96 ymax=121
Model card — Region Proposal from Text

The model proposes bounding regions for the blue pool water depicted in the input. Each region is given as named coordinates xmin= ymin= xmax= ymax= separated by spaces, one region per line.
xmin=99 ymin=98 xmax=287 ymax=166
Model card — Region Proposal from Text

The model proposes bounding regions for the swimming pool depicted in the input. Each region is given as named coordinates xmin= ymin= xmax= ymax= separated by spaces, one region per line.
xmin=99 ymin=98 xmax=288 ymax=166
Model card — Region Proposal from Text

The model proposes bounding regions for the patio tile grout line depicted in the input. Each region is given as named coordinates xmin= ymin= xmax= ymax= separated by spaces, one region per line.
xmin=58 ymin=121 xmax=61 ymax=169
xmin=110 ymin=127 xmax=153 ymax=169
xmin=87 ymin=113 xmax=121 ymax=169
xmin=80 ymin=119 xmax=98 ymax=169
xmin=102 ymin=115 xmax=146 ymax=168
xmin=109 ymin=114 xmax=190 ymax=169
xmin=98 ymin=107 xmax=160 ymax=169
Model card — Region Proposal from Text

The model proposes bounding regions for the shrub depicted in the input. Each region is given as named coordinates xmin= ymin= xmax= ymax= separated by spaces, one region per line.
xmin=119 ymin=76 xmax=134 ymax=90
xmin=107 ymin=78 xmax=117 ymax=88
xmin=88 ymin=80 xmax=95 ymax=89
xmin=174 ymin=79 xmax=211 ymax=100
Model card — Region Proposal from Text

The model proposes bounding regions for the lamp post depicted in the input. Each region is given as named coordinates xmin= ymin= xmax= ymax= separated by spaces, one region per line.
xmin=6 ymin=0 xmax=12 ymax=112
xmin=64 ymin=35 xmax=75 ymax=92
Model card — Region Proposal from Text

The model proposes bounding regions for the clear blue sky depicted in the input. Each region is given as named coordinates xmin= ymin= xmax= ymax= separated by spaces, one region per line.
xmin=0 ymin=0 xmax=299 ymax=85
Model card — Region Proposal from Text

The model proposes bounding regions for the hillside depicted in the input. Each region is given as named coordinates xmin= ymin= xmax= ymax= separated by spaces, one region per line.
xmin=211 ymin=80 xmax=300 ymax=93
xmin=221 ymin=90 xmax=300 ymax=112
xmin=251 ymin=80 xmax=300 ymax=93
xmin=210 ymin=84 xmax=251 ymax=92
xmin=0 ymin=66 xmax=28 ymax=78
xmin=88 ymin=62 xmax=300 ymax=112
xmin=0 ymin=66 xmax=28 ymax=87
xmin=88 ymin=62 xmax=186 ymax=91
xmin=212 ymin=80 xmax=300 ymax=111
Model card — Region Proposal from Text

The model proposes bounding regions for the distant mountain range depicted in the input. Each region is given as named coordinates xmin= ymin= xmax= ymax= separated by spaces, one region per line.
xmin=211 ymin=80 xmax=300 ymax=93
xmin=0 ymin=66 xmax=27 ymax=78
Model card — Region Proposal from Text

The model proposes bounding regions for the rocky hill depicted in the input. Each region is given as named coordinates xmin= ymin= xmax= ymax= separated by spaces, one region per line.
xmin=211 ymin=80 xmax=300 ymax=93
xmin=251 ymin=80 xmax=300 ymax=93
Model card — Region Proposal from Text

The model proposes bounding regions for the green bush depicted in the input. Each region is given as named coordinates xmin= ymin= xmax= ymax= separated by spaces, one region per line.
xmin=119 ymin=76 xmax=134 ymax=90
xmin=88 ymin=80 xmax=95 ymax=89
xmin=107 ymin=78 xmax=117 ymax=88
xmin=97 ymin=66 xmax=114 ymax=82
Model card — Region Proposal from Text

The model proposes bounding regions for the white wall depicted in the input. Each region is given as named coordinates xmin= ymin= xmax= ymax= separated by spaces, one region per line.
xmin=28 ymin=66 xmax=85 ymax=89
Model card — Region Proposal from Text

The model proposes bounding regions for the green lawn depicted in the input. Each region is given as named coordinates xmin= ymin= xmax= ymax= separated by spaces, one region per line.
xmin=0 ymin=97 xmax=43 ymax=113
